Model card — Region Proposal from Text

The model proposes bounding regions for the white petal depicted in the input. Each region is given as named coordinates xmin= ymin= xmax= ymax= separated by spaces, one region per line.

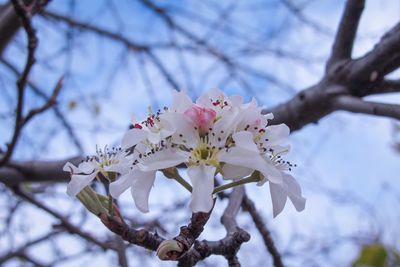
xmin=171 ymin=90 xmax=193 ymax=113
xmin=229 ymin=95 xmax=243 ymax=106
xmin=104 ymin=155 xmax=130 ymax=174
xmin=104 ymin=162 xmax=130 ymax=175
xmin=131 ymin=170 xmax=156 ymax=213
xmin=78 ymin=161 xmax=98 ymax=174
xmin=264 ymin=112 xmax=274 ymax=121
xmin=121 ymin=129 xmax=148 ymax=149
xmin=220 ymin=131 xmax=282 ymax=183
xmin=222 ymin=164 xmax=252 ymax=180
xmin=232 ymin=131 xmax=258 ymax=152
xmin=160 ymin=112 xmax=198 ymax=147
xmin=196 ymin=88 xmax=224 ymax=108
xmin=63 ymin=162 xmax=80 ymax=173
xmin=211 ymin=107 xmax=240 ymax=145
xmin=145 ymin=124 xmax=175 ymax=144
xmin=283 ymin=174 xmax=306 ymax=212
xmin=269 ymin=183 xmax=288 ymax=218
xmin=265 ymin=124 xmax=290 ymax=146
xmin=67 ymin=172 xmax=98 ymax=197
xmin=139 ymin=149 xmax=187 ymax=171
xmin=109 ymin=172 xmax=135 ymax=198
xmin=146 ymin=131 xmax=162 ymax=144
xmin=188 ymin=164 xmax=216 ymax=213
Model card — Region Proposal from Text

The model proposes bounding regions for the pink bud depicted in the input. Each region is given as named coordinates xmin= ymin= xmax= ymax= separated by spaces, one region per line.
xmin=184 ymin=105 xmax=216 ymax=133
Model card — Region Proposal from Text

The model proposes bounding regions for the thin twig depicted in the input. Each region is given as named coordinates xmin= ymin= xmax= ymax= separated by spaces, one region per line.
xmin=0 ymin=58 xmax=83 ymax=153
xmin=242 ymin=193 xmax=285 ymax=267
xmin=12 ymin=186 xmax=113 ymax=250
xmin=0 ymin=0 xmax=38 ymax=167
xmin=0 ymin=230 xmax=61 ymax=264
xmin=0 ymin=0 xmax=56 ymax=167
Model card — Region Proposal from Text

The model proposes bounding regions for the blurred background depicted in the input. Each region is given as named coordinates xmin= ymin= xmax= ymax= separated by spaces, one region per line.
xmin=0 ymin=0 xmax=399 ymax=266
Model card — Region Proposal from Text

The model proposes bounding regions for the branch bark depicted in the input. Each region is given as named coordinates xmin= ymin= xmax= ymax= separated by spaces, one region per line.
xmin=178 ymin=187 xmax=250 ymax=267
xmin=333 ymin=95 xmax=400 ymax=120
xmin=327 ymin=0 xmax=365 ymax=67
xmin=0 ymin=3 xmax=21 ymax=55
xmin=12 ymin=186 xmax=114 ymax=250
xmin=100 ymin=206 xmax=164 ymax=251
xmin=0 ymin=157 xmax=82 ymax=185
xmin=242 ymin=193 xmax=285 ymax=267
xmin=0 ymin=0 xmax=55 ymax=167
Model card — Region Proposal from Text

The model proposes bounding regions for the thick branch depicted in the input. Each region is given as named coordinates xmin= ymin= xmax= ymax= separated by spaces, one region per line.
xmin=349 ymin=22 xmax=400 ymax=81
xmin=333 ymin=95 xmax=400 ymax=120
xmin=100 ymin=206 xmax=164 ymax=251
xmin=156 ymin=202 xmax=215 ymax=261
xmin=0 ymin=3 xmax=21 ymax=55
xmin=327 ymin=0 xmax=365 ymax=67
xmin=263 ymin=83 xmax=341 ymax=131
xmin=178 ymin=187 xmax=250 ymax=267
xmin=0 ymin=157 xmax=82 ymax=185
xmin=368 ymin=79 xmax=400 ymax=95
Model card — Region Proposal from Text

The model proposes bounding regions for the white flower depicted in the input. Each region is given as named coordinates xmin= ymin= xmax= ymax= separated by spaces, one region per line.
xmin=122 ymin=111 xmax=175 ymax=148
xmin=107 ymin=89 xmax=305 ymax=216
xmin=253 ymin=124 xmax=306 ymax=217
xmin=160 ymin=102 xmax=282 ymax=213
xmin=270 ymin=173 xmax=306 ymax=217
xmin=109 ymin=142 xmax=187 ymax=213
xmin=64 ymin=148 xmax=129 ymax=197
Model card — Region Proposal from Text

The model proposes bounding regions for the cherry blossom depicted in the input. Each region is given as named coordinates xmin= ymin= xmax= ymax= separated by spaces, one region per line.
xmin=65 ymin=89 xmax=305 ymax=217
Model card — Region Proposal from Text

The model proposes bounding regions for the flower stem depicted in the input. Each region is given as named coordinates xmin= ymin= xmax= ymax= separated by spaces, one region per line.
xmin=213 ymin=174 xmax=260 ymax=194
xmin=108 ymin=195 xmax=114 ymax=216
xmin=173 ymin=174 xmax=193 ymax=193
xmin=162 ymin=168 xmax=193 ymax=193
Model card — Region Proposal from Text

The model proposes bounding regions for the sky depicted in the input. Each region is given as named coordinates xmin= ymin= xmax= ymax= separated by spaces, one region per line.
xmin=1 ymin=0 xmax=400 ymax=266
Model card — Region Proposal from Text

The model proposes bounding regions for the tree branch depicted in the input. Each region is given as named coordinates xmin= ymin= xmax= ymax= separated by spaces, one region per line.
xmin=42 ymin=10 xmax=148 ymax=52
xmin=11 ymin=186 xmax=113 ymax=250
xmin=370 ymin=79 xmax=400 ymax=95
xmin=0 ymin=0 xmax=38 ymax=167
xmin=0 ymin=0 xmax=55 ymax=167
xmin=178 ymin=187 xmax=250 ymax=267
xmin=0 ymin=157 xmax=82 ymax=185
xmin=242 ymin=193 xmax=285 ymax=267
xmin=327 ymin=0 xmax=365 ymax=67
xmin=156 ymin=202 xmax=215 ymax=261
xmin=99 ymin=205 xmax=164 ymax=251
xmin=22 ymin=76 xmax=63 ymax=124
xmin=0 ymin=3 xmax=21 ymax=55
xmin=333 ymin=95 xmax=400 ymax=120
xmin=0 ymin=230 xmax=61 ymax=264
xmin=0 ymin=57 xmax=83 ymax=153
xmin=349 ymin=22 xmax=400 ymax=82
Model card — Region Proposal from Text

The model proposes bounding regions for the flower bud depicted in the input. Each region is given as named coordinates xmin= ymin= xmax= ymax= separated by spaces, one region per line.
xmin=184 ymin=104 xmax=216 ymax=134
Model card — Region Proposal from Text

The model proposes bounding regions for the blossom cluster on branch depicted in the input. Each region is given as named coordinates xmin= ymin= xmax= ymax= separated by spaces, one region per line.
xmin=63 ymin=89 xmax=305 ymax=217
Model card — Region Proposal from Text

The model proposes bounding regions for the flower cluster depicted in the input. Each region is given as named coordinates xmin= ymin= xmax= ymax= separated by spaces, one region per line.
xmin=64 ymin=89 xmax=305 ymax=217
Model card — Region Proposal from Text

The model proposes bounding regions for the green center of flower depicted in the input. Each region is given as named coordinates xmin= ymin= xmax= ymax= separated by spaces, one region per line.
xmin=189 ymin=138 xmax=220 ymax=167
